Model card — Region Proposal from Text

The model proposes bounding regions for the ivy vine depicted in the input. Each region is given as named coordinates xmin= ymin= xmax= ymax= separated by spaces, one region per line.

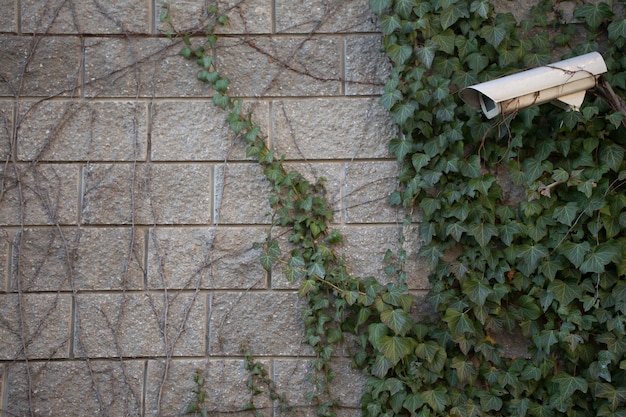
xmin=164 ymin=1 xmax=626 ymax=416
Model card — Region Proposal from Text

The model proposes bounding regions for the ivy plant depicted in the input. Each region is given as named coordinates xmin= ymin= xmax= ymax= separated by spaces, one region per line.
xmin=164 ymin=1 xmax=626 ymax=416
xmin=362 ymin=0 xmax=626 ymax=416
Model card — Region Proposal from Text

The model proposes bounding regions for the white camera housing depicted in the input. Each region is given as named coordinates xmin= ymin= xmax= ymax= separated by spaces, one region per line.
xmin=459 ymin=52 xmax=607 ymax=119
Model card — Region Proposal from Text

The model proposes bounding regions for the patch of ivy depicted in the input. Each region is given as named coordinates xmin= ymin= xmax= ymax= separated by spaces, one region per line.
xmin=166 ymin=1 xmax=626 ymax=416
xmin=363 ymin=0 xmax=626 ymax=415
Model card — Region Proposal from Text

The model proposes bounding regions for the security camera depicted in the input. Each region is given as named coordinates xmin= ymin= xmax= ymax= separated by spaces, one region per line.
xmin=459 ymin=52 xmax=607 ymax=119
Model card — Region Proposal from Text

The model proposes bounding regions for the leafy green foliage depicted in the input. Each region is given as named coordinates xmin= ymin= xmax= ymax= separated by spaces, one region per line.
xmin=362 ymin=0 xmax=626 ymax=415
xmin=170 ymin=1 xmax=626 ymax=416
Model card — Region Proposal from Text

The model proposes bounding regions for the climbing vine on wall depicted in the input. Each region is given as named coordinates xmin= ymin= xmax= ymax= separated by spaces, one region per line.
xmin=166 ymin=0 xmax=626 ymax=416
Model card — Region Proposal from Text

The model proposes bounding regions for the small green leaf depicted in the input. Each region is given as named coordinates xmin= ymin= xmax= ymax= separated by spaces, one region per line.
xmin=608 ymin=18 xmax=626 ymax=41
xmin=467 ymin=222 xmax=498 ymax=247
xmin=415 ymin=40 xmax=438 ymax=68
xmin=378 ymin=335 xmax=415 ymax=364
xmin=443 ymin=308 xmax=474 ymax=336
xmin=387 ymin=43 xmax=413 ymax=65
xmin=552 ymin=372 xmax=588 ymax=398
xmin=480 ymin=24 xmax=507 ymax=47
xmin=380 ymin=309 xmax=411 ymax=335
xmin=197 ymin=55 xmax=213 ymax=69
xmin=369 ymin=0 xmax=391 ymax=14
xmin=420 ymin=387 xmax=449 ymax=413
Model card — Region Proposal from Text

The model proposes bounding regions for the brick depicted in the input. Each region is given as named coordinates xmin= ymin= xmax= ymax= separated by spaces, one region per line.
xmin=345 ymin=35 xmax=390 ymax=95
xmin=209 ymin=291 xmax=311 ymax=356
xmin=81 ymin=163 xmax=212 ymax=225
xmin=338 ymin=225 xmax=430 ymax=290
xmin=17 ymin=100 xmax=147 ymax=161
xmin=21 ymin=0 xmax=151 ymax=34
xmin=0 ymin=293 xmax=72 ymax=360
xmin=216 ymin=36 xmax=341 ymax=97
xmin=0 ymin=0 xmax=14 ymax=32
xmin=0 ymin=163 xmax=79 ymax=225
xmin=157 ymin=0 xmax=272 ymax=35
xmin=5 ymin=360 xmax=143 ymax=417
xmin=273 ymin=359 xmax=366 ymax=416
xmin=84 ymin=37 xmax=211 ymax=98
xmin=0 ymin=101 xmax=13 ymax=159
xmin=272 ymin=98 xmax=396 ymax=160
xmin=145 ymin=358 xmax=270 ymax=417
xmin=10 ymin=227 xmax=145 ymax=292
xmin=344 ymin=161 xmax=400 ymax=223
xmin=147 ymin=226 xmax=267 ymax=289
xmin=0 ymin=35 xmax=81 ymax=97
xmin=214 ymin=163 xmax=272 ymax=224
xmin=150 ymin=100 xmax=269 ymax=161
xmin=275 ymin=0 xmax=377 ymax=34
xmin=75 ymin=292 xmax=206 ymax=358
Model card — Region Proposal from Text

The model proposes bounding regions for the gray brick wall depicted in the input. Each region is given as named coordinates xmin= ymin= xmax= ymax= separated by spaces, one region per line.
xmin=0 ymin=0 xmax=535 ymax=415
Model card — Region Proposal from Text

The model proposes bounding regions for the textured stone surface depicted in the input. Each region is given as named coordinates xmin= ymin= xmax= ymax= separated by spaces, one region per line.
xmin=275 ymin=0 xmax=377 ymax=34
xmin=151 ymin=100 xmax=269 ymax=161
xmin=147 ymin=226 xmax=267 ymax=289
xmin=145 ymin=358 xmax=271 ymax=417
xmin=11 ymin=227 xmax=145 ymax=291
xmin=81 ymin=163 xmax=212 ymax=224
xmin=0 ymin=163 xmax=79 ymax=225
xmin=0 ymin=0 xmax=14 ymax=32
xmin=158 ymin=0 xmax=272 ymax=35
xmin=17 ymin=100 xmax=147 ymax=161
xmin=274 ymin=359 xmax=366 ymax=416
xmin=5 ymin=360 xmax=143 ymax=417
xmin=21 ymin=0 xmax=151 ymax=34
xmin=84 ymin=37 xmax=211 ymax=97
xmin=345 ymin=35 xmax=390 ymax=95
xmin=0 ymin=229 xmax=8 ymax=291
xmin=0 ymin=36 xmax=81 ymax=97
xmin=209 ymin=291 xmax=311 ymax=356
xmin=216 ymin=36 xmax=341 ymax=97
xmin=338 ymin=225 xmax=429 ymax=290
xmin=272 ymin=98 xmax=396 ymax=160
xmin=0 ymin=101 xmax=12 ymax=163
xmin=0 ymin=293 xmax=72 ymax=360
xmin=214 ymin=162 xmax=272 ymax=224
xmin=75 ymin=292 xmax=206 ymax=358
xmin=344 ymin=161 xmax=400 ymax=223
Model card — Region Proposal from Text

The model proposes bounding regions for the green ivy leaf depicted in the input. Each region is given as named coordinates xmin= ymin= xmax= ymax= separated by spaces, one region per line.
xmin=548 ymin=279 xmax=582 ymax=306
xmin=369 ymin=0 xmax=391 ymax=14
xmin=574 ymin=3 xmax=613 ymax=28
xmin=608 ymin=18 xmax=626 ymax=41
xmin=440 ymin=3 xmax=468 ymax=30
xmin=419 ymin=387 xmax=449 ymax=413
xmin=516 ymin=243 xmax=548 ymax=274
xmin=467 ymin=222 xmax=498 ymax=247
xmin=415 ymin=40 xmax=438 ymax=68
xmin=432 ymin=29 xmax=456 ymax=54
xmin=480 ymin=24 xmax=507 ymax=47
xmin=600 ymin=143 xmax=625 ymax=171
xmin=470 ymin=0 xmax=490 ymax=19
xmin=580 ymin=241 xmax=621 ymax=274
xmin=378 ymin=335 xmax=415 ymax=364
xmin=379 ymin=14 xmax=402 ymax=34
xmin=394 ymin=0 xmax=417 ymax=19
xmin=387 ymin=43 xmax=413 ymax=64
xmin=380 ymin=309 xmax=411 ymax=335
xmin=552 ymin=202 xmax=579 ymax=226
xmin=478 ymin=390 xmax=503 ymax=412
xmin=552 ymin=372 xmax=588 ymax=398
xmin=443 ymin=308 xmax=474 ymax=336
xmin=560 ymin=241 xmax=590 ymax=268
